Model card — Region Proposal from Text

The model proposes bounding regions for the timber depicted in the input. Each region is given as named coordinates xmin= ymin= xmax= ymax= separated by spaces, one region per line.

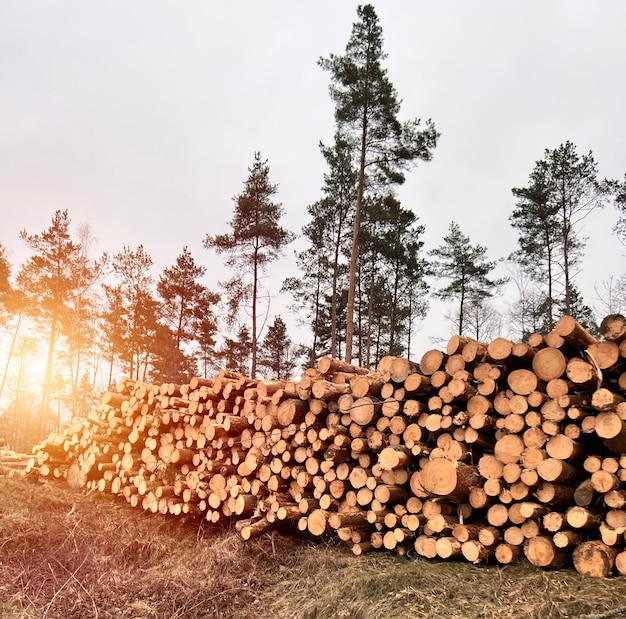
xmin=20 ymin=313 xmax=626 ymax=577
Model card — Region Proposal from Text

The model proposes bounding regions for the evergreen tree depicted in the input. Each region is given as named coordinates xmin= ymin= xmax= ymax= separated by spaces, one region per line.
xmin=283 ymin=133 xmax=355 ymax=363
xmin=358 ymin=194 xmax=428 ymax=363
xmin=218 ymin=324 xmax=252 ymax=376
xmin=319 ymin=4 xmax=439 ymax=362
xmin=157 ymin=247 xmax=218 ymax=349
xmin=511 ymin=142 xmax=607 ymax=326
xmin=100 ymin=284 xmax=127 ymax=387
xmin=430 ymin=222 xmax=506 ymax=336
xmin=205 ymin=152 xmax=294 ymax=377
xmin=258 ymin=316 xmax=298 ymax=380
xmin=157 ymin=246 xmax=219 ymax=377
xmin=196 ymin=307 xmax=220 ymax=378
xmin=0 ymin=243 xmax=10 ymax=310
xmin=510 ymin=166 xmax=560 ymax=329
xmin=103 ymin=244 xmax=159 ymax=381
xmin=59 ymin=224 xmax=107 ymax=418
xmin=560 ymin=284 xmax=598 ymax=334
xmin=17 ymin=210 xmax=101 ymax=436
xmin=282 ymin=211 xmax=332 ymax=367
xmin=317 ymin=134 xmax=357 ymax=357
xmin=149 ymin=322 xmax=197 ymax=384
xmin=612 ymin=173 xmax=626 ymax=243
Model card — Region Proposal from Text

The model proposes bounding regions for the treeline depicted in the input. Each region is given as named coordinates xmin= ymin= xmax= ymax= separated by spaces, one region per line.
xmin=1 ymin=4 xmax=626 ymax=451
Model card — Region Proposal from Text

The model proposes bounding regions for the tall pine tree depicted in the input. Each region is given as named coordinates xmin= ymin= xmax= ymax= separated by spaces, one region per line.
xmin=17 ymin=210 xmax=102 ymax=436
xmin=319 ymin=4 xmax=439 ymax=362
xmin=205 ymin=152 xmax=293 ymax=377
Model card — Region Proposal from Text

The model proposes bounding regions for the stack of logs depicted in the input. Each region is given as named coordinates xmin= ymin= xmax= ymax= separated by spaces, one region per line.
xmin=0 ymin=437 xmax=30 ymax=477
xmin=26 ymin=314 xmax=626 ymax=577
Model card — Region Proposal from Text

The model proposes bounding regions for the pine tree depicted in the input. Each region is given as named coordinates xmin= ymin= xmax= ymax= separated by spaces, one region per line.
xmin=610 ymin=174 xmax=626 ymax=243
xmin=283 ymin=132 xmax=355 ymax=363
xmin=258 ymin=316 xmax=298 ymax=380
xmin=205 ymin=152 xmax=294 ymax=377
xmin=511 ymin=142 xmax=607 ymax=325
xmin=319 ymin=4 xmax=439 ymax=362
xmin=430 ymin=222 xmax=506 ymax=336
xmin=358 ymin=194 xmax=429 ymax=363
xmin=103 ymin=244 xmax=159 ymax=381
xmin=0 ymin=243 xmax=10 ymax=309
xmin=157 ymin=246 xmax=219 ymax=377
xmin=218 ymin=324 xmax=252 ymax=376
xmin=17 ymin=210 xmax=101 ymax=435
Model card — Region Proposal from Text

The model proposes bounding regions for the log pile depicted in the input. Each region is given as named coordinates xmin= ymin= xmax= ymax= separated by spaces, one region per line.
xmin=25 ymin=313 xmax=626 ymax=577
xmin=0 ymin=437 xmax=30 ymax=477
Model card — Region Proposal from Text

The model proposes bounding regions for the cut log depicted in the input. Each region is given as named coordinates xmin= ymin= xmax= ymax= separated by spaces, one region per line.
xmin=507 ymin=369 xmax=540 ymax=396
xmin=493 ymin=435 xmax=524 ymax=465
xmin=532 ymin=348 xmax=567 ymax=382
xmin=600 ymin=313 xmax=626 ymax=342
xmin=566 ymin=357 xmax=598 ymax=388
xmin=419 ymin=459 xmax=481 ymax=501
xmin=554 ymin=315 xmax=598 ymax=350
xmin=595 ymin=411 xmax=626 ymax=453
xmin=419 ymin=349 xmax=446 ymax=376
xmin=524 ymin=536 xmax=568 ymax=568
xmin=572 ymin=541 xmax=618 ymax=577
xmin=461 ymin=540 xmax=491 ymax=563
xmin=495 ymin=543 xmax=521 ymax=565
xmin=349 ymin=397 xmax=379 ymax=426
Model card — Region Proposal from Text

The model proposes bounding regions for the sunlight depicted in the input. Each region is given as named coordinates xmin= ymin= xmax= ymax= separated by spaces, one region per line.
xmin=4 ymin=333 xmax=53 ymax=398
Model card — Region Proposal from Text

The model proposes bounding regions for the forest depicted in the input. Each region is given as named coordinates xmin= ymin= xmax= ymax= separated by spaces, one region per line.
xmin=1 ymin=4 xmax=626 ymax=453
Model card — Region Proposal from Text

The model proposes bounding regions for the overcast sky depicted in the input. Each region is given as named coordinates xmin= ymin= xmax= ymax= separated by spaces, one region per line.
xmin=1 ymin=1 xmax=625 ymax=359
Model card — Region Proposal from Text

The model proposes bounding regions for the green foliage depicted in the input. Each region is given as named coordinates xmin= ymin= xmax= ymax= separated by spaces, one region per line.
xmin=319 ymin=3 xmax=438 ymax=362
xmin=217 ymin=323 xmax=252 ymax=376
xmin=205 ymin=152 xmax=294 ymax=377
xmin=284 ymin=132 xmax=355 ymax=363
xmin=358 ymin=194 xmax=429 ymax=362
xmin=258 ymin=315 xmax=299 ymax=380
xmin=430 ymin=221 xmax=506 ymax=336
xmin=0 ymin=243 xmax=10 ymax=308
xmin=319 ymin=5 xmax=438 ymax=188
xmin=611 ymin=173 xmax=626 ymax=243
xmin=16 ymin=210 xmax=104 ymax=435
xmin=103 ymin=244 xmax=159 ymax=381
xmin=149 ymin=322 xmax=198 ymax=384
xmin=510 ymin=141 xmax=607 ymax=327
xmin=157 ymin=246 xmax=219 ymax=378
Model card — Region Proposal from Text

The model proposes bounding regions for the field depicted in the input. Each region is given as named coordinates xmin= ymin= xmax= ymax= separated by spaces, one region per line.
xmin=1 ymin=477 xmax=626 ymax=619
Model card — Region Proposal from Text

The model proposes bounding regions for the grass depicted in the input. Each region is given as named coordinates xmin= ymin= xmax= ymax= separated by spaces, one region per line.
xmin=1 ymin=477 xmax=626 ymax=619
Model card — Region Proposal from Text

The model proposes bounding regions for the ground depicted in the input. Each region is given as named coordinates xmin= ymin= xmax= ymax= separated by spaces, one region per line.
xmin=1 ymin=476 xmax=625 ymax=619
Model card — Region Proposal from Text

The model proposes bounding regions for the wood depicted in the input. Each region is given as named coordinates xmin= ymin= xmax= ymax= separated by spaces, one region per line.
xmin=600 ymin=313 xmax=626 ymax=342
xmin=461 ymin=540 xmax=490 ymax=563
xmin=572 ymin=541 xmax=618 ymax=578
xmin=507 ymin=369 xmax=539 ymax=396
xmin=524 ymin=536 xmax=568 ymax=568
xmin=595 ymin=411 xmax=626 ymax=453
xmin=419 ymin=349 xmax=446 ymax=376
xmin=532 ymin=348 xmax=567 ymax=382
xmin=419 ymin=459 xmax=481 ymax=501
xmin=554 ymin=315 xmax=598 ymax=350
xmin=27 ymin=311 xmax=626 ymax=579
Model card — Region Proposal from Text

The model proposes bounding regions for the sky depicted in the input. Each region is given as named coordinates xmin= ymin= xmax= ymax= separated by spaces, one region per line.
xmin=1 ymin=1 xmax=625 ymax=361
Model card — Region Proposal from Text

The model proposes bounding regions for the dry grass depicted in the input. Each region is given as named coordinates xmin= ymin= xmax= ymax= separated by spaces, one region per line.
xmin=0 ymin=477 xmax=283 ymax=618
xmin=2 ymin=477 xmax=626 ymax=619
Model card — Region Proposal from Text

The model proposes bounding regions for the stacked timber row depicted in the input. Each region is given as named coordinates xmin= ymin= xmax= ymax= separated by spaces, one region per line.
xmin=25 ymin=313 xmax=626 ymax=577
xmin=0 ymin=437 xmax=29 ymax=477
